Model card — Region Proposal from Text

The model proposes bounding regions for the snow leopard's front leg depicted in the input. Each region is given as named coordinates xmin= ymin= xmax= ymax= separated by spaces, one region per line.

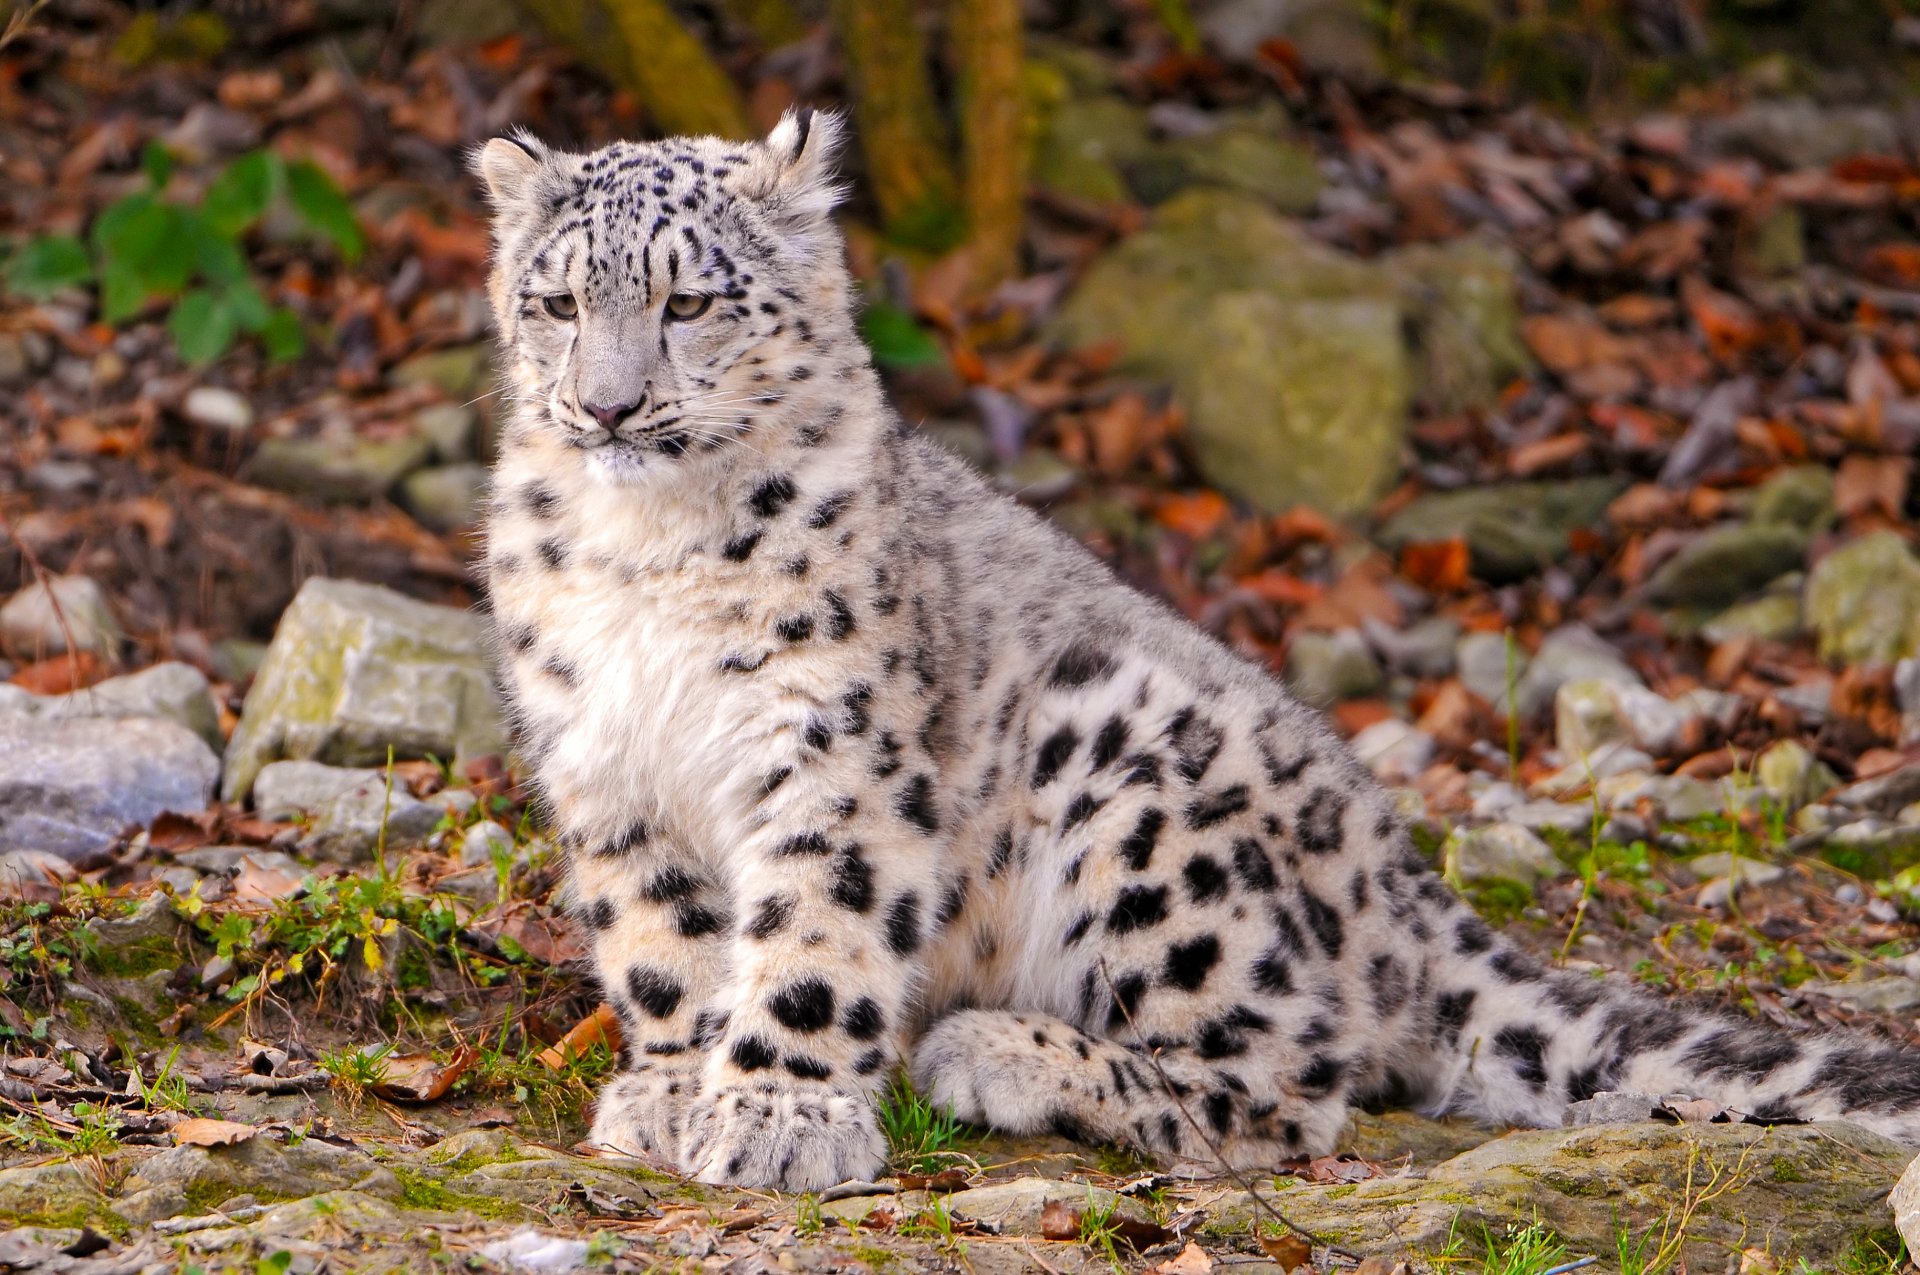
xmin=568 ymin=820 xmax=734 ymax=1161
xmin=680 ymin=738 xmax=945 ymax=1190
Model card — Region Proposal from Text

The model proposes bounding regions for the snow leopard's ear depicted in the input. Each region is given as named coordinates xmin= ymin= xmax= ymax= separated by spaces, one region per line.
xmin=748 ymin=107 xmax=847 ymax=232
xmin=474 ymin=130 xmax=548 ymax=205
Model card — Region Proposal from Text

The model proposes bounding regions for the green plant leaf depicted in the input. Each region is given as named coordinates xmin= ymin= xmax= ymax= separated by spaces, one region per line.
xmin=5 ymin=234 xmax=92 ymax=298
xmin=184 ymin=211 xmax=248 ymax=287
xmin=141 ymin=141 xmax=174 ymax=191
xmin=224 ymin=279 xmax=269 ymax=332
xmin=94 ymin=195 xmax=192 ymax=296
xmin=260 ymin=308 xmax=305 ymax=362
xmin=858 ymin=301 xmax=945 ymax=370
xmin=98 ymin=259 xmax=149 ymax=323
xmin=203 ymin=150 xmax=277 ymax=237
xmin=285 ymin=160 xmax=363 ymax=263
xmin=170 ymin=288 xmax=237 ymax=364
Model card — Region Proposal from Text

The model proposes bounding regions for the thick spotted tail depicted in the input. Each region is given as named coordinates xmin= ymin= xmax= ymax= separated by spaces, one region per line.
xmin=1420 ymin=937 xmax=1920 ymax=1145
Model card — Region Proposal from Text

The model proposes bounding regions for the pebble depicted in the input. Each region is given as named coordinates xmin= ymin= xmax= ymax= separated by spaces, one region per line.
xmin=477 ymin=1229 xmax=590 ymax=1274
xmin=1514 ymin=625 xmax=1640 ymax=719
xmin=1350 ymin=718 xmax=1433 ymax=783
xmin=0 ymin=574 xmax=123 ymax=660
xmin=183 ymin=385 xmax=255 ymax=433
xmin=253 ymin=759 xmax=444 ymax=864
xmin=1285 ymin=628 xmax=1383 ymax=706
xmin=0 ymin=716 xmax=220 ymax=862
xmin=459 ymin=820 xmax=516 ymax=869
xmin=1444 ymin=822 xmax=1559 ymax=884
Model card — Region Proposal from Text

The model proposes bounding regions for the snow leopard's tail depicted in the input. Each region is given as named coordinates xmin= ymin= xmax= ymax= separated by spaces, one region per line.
xmin=1415 ymin=918 xmax=1920 ymax=1144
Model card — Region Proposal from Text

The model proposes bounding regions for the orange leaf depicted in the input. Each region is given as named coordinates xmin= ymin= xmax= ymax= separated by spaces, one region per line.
xmin=1258 ymin=1233 xmax=1313 ymax=1272
xmin=10 ymin=650 xmax=108 ymax=695
xmin=373 ymin=1046 xmax=477 ymax=1103
xmin=1155 ymin=491 xmax=1230 ymax=539
xmin=1399 ymin=539 xmax=1470 ymax=593
xmin=1241 ymin=569 xmax=1322 ymax=608
xmin=172 ymin=1117 xmax=257 ymax=1147
xmin=538 ymin=1003 xmax=623 ymax=1071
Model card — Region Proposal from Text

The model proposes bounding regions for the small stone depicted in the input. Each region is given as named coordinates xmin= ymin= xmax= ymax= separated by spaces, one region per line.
xmin=1705 ymin=98 xmax=1899 ymax=170
xmin=1285 ymin=629 xmax=1383 ymax=706
xmin=222 ymin=577 xmax=509 ymax=802
xmin=1749 ymin=465 xmax=1834 ymax=530
xmin=460 ymin=819 xmax=515 ymax=869
xmin=1385 ymin=235 xmax=1531 ymax=415
xmin=1470 ymin=780 xmax=1525 ymax=820
xmin=1755 ymin=739 xmax=1839 ymax=807
xmin=401 ymin=462 xmax=490 ymax=532
xmin=477 ymin=1229 xmax=592 ymax=1273
xmin=0 ymin=848 xmax=75 ymax=898
xmin=31 ymin=661 xmax=222 ymax=751
xmin=1514 ymin=626 xmax=1640 ymax=719
xmin=1555 ymin=678 xmax=1625 ymax=757
xmin=252 ymin=759 xmax=441 ymax=864
xmin=1690 ymin=853 xmax=1785 ymax=908
xmin=247 ymin=432 xmax=435 ymax=503
xmin=1535 ymin=741 xmax=1656 ymax=797
xmin=0 ymin=717 xmax=219 ymax=862
xmin=1644 ymin=522 xmax=1808 ymax=612
xmin=1366 ymin=614 xmax=1458 ymax=678
xmin=1379 ymin=478 xmax=1623 ymax=584
xmin=1563 ymin=1091 xmax=1664 ymax=1127
xmin=0 ymin=575 xmax=122 ymax=660
xmin=1702 ymin=592 xmax=1802 ymax=644
xmin=1505 ymin=800 xmax=1594 ymax=836
xmin=388 ymin=344 xmax=491 ymax=398
xmin=1457 ymin=630 xmax=1524 ymax=706
xmin=994 ymin=451 xmax=1079 ymax=502
xmin=1610 ymin=685 xmax=1695 ymax=758
xmin=1445 ymin=822 xmax=1558 ymax=884
xmin=182 ymin=386 xmax=254 ymax=433
xmin=1806 ymin=531 xmax=1920 ymax=666
xmin=1801 ymin=976 xmax=1920 ymax=1015
xmin=1350 ymin=718 xmax=1433 ymax=783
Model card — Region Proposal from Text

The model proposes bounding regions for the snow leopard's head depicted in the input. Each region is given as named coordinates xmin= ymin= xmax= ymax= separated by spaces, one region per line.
xmin=476 ymin=109 xmax=849 ymax=482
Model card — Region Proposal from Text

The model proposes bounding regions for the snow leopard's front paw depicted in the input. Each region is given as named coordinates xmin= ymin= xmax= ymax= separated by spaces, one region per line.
xmin=679 ymin=1081 xmax=886 ymax=1191
xmin=587 ymin=1064 xmax=704 ymax=1160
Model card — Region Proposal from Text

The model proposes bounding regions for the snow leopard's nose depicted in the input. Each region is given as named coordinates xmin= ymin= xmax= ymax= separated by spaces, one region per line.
xmin=582 ymin=399 xmax=640 ymax=429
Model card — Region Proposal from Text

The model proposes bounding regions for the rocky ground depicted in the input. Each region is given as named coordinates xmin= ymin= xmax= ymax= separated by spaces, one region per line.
xmin=6 ymin=1 xmax=1920 ymax=1272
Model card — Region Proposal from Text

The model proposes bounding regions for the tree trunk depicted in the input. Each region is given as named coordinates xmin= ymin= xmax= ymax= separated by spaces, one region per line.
xmin=519 ymin=0 xmax=754 ymax=140
xmin=948 ymin=0 xmax=1025 ymax=290
xmin=720 ymin=0 xmax=809 ymax=50
xmin=830 ymin=0 xmax=963 ymax=251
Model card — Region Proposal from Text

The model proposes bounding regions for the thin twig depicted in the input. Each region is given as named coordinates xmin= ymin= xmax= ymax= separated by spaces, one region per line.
xmin=1537 ymin=1259 xmax=1598 ymax=1275
xmin=1095 ymin=959 xmax=1357 ymax=1259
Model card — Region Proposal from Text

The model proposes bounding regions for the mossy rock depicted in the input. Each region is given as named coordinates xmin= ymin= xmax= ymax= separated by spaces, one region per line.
xmin=221 ymin=576 xmax=509 ymax=802
xmin=1205 ymin=1120 xmax=1910 ymax=1268
xmin=0 ymin=1161 xmax=127 ymax=1236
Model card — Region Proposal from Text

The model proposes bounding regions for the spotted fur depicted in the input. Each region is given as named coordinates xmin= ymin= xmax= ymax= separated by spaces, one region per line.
xmin=477 ymin=111 xmax=1920 ymax=1192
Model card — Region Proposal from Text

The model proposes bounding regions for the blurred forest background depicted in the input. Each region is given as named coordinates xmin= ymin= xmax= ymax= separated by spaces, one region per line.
xmin=3 ymin=1 xmax=1920 ymax=1267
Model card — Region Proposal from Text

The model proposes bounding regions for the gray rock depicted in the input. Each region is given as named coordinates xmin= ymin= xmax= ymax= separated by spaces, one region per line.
xmin=1897 ymin=1151 xmax=1920 ymax=1258
xmin=1052 ymin=190 xmax=1406 ymax=515
xmin=1445 ymin=822 xmax=1558 ymax=884
xmin=222 ymin=577 xmax=509 ymax=802
xmin=1385 ymin=235 xmax=1531 ymax=414
xmin=1749 ymin=464 xmax=1834 ymax=530
xmin=0 ymin=848 xmax=74 ymax=896
xmin=1563 ymin=1091 xmax=1668 ymax=1126
xmin=415 ymin=402 xmax=480 ymax=462
xmin=1349 ymin=718 xmax=1433 ymax=783
xmin=1802 ymin=975 xmax=1920 ymax=1014
xmin=401 ymin=462 xmax=490 ymax=532
xmin=253 ymin=760 xmax=442 ymax=863
xmin=120 ymin=1132 xmax=401 ymax=1224
xmin=1200 ymin=1120 xmax=1913 ymax=1267
xmin=1807 ymin=531 xmax=1920 ymax=666
xmin=1644 ymin=522 xmax=1808 ymax=611
xmin=1031 ymin=95 xmax=1149 ymax=204
xmin=1285 ymin=628 xmax=1383 ymax=705
xmin=460 ymin=819 xmax=516 ymax=869
xmin=1755 ymin=739 xmax=1839 ymax=807
xmin=1690 ymin=852 xmax=1786 ymax=908
xmin=1832 ymin=764 xmax=1920 ymax=814
xmin=0 ymin=717 xmax=218 ymax=861
xmin=0 ymin=575 xmax=122 ymax=660
xmin=14 ymin=661 xmax=223 ymax=751
xmin=247 ymin=431 xmax=435 ymax=503
xmin=1457 ymin=629 xmax=1525 ymax=705
xmin=1555 ymin=678 xmax=1625 ymax=757
xmin=823 ymin=1177 xmax=1146 ymax=1237
xmin=1198 ymin=0 xmax=1381 ymax=77
xmin=1366 ymin=614 xmax=1459 ymax=678
xmin=387 ymin=343 xmax=492 ymax=398
xmin=1515 ymin=626 xmax=1640 ymax=719
xmin=1504 ymin=800 xmax=1595 ymax=837
xmin=1164 ymin=107 xmax=1322 ymax=212
xmin=0 ymin=1160 xmax=117 ymax=1232
xmin=182 ymin=385 xmax=254 ymax=433
xmin=1701 ymin=591 xmax=1802 ymax=644
xmin=1705 ymin=97 xmax=1899 ymax=169
xmin=1379 ymin=478 xmax=1622 ymax=583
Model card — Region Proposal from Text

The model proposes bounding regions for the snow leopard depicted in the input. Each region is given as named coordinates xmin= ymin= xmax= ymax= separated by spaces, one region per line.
xmin=475 ymin=109 xmax=1920 ymax=1192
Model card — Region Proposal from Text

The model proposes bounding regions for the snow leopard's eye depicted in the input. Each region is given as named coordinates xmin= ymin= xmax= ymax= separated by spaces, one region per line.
xmin=542 ymin=294 xmax=578 ymax=320
xmin=665 ymin=293 xmax=712 ymax=322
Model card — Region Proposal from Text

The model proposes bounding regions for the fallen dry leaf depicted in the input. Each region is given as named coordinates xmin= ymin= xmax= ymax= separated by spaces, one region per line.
xmin=1153 ymin=1241 xmax=1214 ymax=1275
xmin=896 ymin=1167 xmax=970 ymax=1192
xmin=1259 ymin=1232 xmax=1314 ymax=1271
xmin=372 ymin=1046 xmax=475 ymax=1103
xmin=171 ymin=1117 xmax=257 ymax=1147
xmin=537 ymin=1003 xmax=623 ymax=1071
